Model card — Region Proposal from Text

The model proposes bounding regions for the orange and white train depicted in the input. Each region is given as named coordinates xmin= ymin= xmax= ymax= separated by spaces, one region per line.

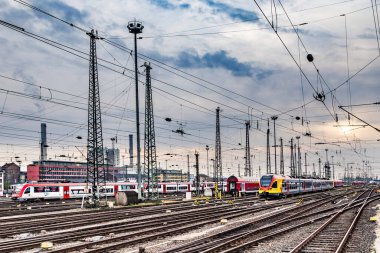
xmin=259 ymin=174 xmax=344 ymax=198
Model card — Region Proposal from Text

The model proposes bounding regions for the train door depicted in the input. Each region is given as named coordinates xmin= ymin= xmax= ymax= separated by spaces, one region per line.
xmin=63 ymin=186 xmax=70 ymax=199
xmin=240 ymin=183 xmax=245 ymax=193
xmin=163 ymin=184 xmax=167 ymax=194
xmin=114 ymin=185 xmax=118 ymax=196
xmin=229 ymin=181 xmax=236 ymax=194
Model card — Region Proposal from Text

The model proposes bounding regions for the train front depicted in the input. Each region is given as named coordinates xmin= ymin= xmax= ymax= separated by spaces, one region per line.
xmin=259 ymin=174 xmax=282 ymax=198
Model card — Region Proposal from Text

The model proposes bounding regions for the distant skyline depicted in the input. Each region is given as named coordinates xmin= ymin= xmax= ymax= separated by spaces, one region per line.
xmin=0 ymin=0 xmax=379 ymax=179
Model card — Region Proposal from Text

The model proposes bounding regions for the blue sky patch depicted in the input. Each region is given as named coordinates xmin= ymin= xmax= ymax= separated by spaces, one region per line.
xmin=149 ymin=0 xmax=191 ymax=10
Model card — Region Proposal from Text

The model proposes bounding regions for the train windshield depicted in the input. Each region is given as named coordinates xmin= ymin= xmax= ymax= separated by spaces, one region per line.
xmin=260 ymin=175 xmax=273 ymax=187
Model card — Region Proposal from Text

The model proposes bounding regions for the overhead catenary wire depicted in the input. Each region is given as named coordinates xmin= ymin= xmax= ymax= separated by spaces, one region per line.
xmin=12 ymin=0 xmax=342 ymax=121
xmin=371 ymin=0 xmax=380 ymax=53
xmin=8 ymin=0 xmax=378 ymax=166
xmin=10 ymin=0 xmax=377 ymax=131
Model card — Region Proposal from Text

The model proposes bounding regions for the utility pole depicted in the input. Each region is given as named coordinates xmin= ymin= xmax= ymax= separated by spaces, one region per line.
xmin=290 ymin=138 xmax=294 ymax=177
xmin=111 ymin=137 xmax=117 ymax=181
xmin=296 ymin=136 xmax=301 ymax=177
xmin=331 ymin=155 xmax=335 ymax=180
xmin=280 ymin=138 xmax=284 ymax=175
xmin=143 ymin=62 xmax=158 ymax=199
xmin=266 ymin=119 xmax=271 ymax=174
xmin=215 ymin=107 xmax=222 ymax=191
xmin=271 ymin=116 xmax=278 ymax=174
xmin=325 ymin=149 xmax=329 ymax=179
xmin=206 ymin=145 xmax=209 ymax=178
xmin=304 ymin=152 xmax=307 ymax=176
xmin=318 ymin=157 xmax=322 ymax=178
xmin=128 ymin=20 xmax=144 ymax=200
xmin=195 ymin=151 xmax=200 ymax=196
xmin=187 ymin=154 xmax=190 ymax=181
xmin=86 ymin=29 xmax=105 ymax=205
xmin=244 ymin=120 xmax=251 ymax=177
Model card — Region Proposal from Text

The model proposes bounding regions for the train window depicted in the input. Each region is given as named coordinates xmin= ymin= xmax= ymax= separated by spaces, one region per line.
xmin=24 ymin=187 xmax=30 ymax=194
xmin=260 ymin=175 xmax=273 ymax=187
xmin=272 ymin=181 xmax=278 ymax=188
xmin=167 ymin=186 xmax=176 ymax=190
xmin=179 ymin=186 xmax=188 ymax=190
xmin=34 ymin=187 xmax=44 ymax=193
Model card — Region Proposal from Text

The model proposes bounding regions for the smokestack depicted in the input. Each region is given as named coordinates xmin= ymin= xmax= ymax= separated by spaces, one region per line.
xmin=129 ymin=134 xmax=133 ymax=167
xmin=40 ymin=123 xmax=47 ymax=161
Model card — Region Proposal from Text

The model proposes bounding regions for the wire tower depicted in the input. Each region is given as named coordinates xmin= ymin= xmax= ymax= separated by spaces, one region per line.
xmin=86 ymin=29 xmax=105 ymax=204
xmin=214 ymin=107 xmax=222 ymax=188
xmin=143 ymin=62 xmax=158 ymax=199
xmin=244 ymin=120 xmax=251 ymax=177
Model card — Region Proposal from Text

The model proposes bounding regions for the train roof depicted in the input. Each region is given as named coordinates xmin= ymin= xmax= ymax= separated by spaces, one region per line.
xmin=227 ymin=175 xmax=260 ymax=182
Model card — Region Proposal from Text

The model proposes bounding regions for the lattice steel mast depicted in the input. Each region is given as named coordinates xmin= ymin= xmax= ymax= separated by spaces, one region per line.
xmin=86 ymin=29 xmax=105 ymax=203
xmin=143 ymin=62 xmax=158 ymax=199
xmin=244 ymin=120 xmax=251 ymax=177
xmin=215 ymin=107 xmax=222 ymax=188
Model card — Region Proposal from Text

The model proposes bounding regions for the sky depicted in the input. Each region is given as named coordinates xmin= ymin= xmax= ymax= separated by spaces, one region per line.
xmin=0 ymin=0 xmax=379 ymax=180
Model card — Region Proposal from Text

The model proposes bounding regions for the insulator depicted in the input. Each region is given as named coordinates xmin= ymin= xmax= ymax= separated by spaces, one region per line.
xmin=307 ymin=54 xmax=314 ymax=62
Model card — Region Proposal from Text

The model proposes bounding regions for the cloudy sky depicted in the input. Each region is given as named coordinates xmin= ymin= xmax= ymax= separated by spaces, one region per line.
xmin=0 ymin=0 xmax=379 ymax=179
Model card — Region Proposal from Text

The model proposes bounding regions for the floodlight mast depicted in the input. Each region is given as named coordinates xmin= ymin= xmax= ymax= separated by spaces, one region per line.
xmin=128 ymin=20 xmax=144 ymax=199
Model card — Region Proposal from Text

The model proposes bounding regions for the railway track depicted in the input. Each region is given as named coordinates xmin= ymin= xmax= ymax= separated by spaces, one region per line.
xmin=0 ymin=191 xmax=335 ymax=238
xmin=0 ymin=192 xmax=330 ymax=252
xmin=35 ymin=192 xmax=348 ymax=252
xmin=0 ymin=201 xmax=83 ymax=217
xmin=130 ymin=189 xmax=373 ymax=253
xmin=287 ymin=188 xmax=374 ymax=253
xmin=215 ymin=189 xmax=378 ymax=253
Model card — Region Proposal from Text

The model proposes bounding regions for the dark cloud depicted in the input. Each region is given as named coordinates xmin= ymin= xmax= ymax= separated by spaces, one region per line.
xmin=170 ymin=50 xmax=272 ymax=79
xmin=203 ymin=0 xmax=258 ymax=22
xmin=38 ymin=0 xmax=88 ymax=24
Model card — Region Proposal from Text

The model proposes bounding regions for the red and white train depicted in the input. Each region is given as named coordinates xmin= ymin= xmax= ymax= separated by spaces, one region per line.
xmin=200 ymin=181 xmax=227 ymax=193
xmin=11 ymin=181 xmax=214 ymax=201
xmin=145 ymin=182 xmax=193 ymax=194
xmin=226 ymin=176 xmax=260 ymax=195
xmin=11 ymin=182 xmax=139 ymax=201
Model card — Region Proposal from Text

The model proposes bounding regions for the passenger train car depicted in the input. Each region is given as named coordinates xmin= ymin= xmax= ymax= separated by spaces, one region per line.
xmin=144 ymin=182 xmax=193 ymax=194
xmin=12 ymin=181 xmax=201 ymax=201
xmin=259 ymin=174 xmax=343 ymax=198
xmin=12 ymin=182 xmax=139 ymax=201
xmin=226 ymin=176 xmax=260 ymax=195
xmin=200 ymin=181 xmax=227 ymax=193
